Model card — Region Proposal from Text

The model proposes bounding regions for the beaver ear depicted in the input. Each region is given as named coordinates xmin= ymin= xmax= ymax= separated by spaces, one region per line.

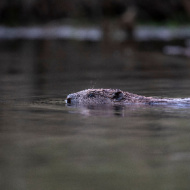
xmin=112 ymin=91 xmax=124 ymax=101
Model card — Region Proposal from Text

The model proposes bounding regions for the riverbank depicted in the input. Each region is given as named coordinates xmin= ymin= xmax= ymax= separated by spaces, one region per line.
xmin=0 ymin=24 xmax=190 ymax=41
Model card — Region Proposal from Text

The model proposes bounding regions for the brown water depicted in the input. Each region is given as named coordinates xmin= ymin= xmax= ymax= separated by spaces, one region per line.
xmin=1 ymin=40 xmax=190 ymax=190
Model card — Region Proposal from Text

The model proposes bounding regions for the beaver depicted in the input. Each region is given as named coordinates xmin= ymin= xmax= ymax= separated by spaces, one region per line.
xmin=65 ymin=89 xmax=190 ymax=106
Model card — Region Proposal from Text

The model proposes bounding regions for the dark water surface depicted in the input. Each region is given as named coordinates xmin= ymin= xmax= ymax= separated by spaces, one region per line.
xmin=1 ymin=40 xmax=190 ymax=190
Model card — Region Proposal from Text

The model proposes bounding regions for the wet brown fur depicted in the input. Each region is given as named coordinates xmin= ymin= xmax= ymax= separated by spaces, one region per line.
xmin=66 ymin=89 xmax=171 ymax=105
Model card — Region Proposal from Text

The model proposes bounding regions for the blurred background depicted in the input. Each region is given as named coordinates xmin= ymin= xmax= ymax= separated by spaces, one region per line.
xmin=1 ymin=1 xmax=190 ymax=190
xmin=0 ymin=0 xmax=190 ymax=79
xmin=0 ymin=0 xmax=189 ymax=25
xmin=0 ymin=0 xmax=190 ymax=75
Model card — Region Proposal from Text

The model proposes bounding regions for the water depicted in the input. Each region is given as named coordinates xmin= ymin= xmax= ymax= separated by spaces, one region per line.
xmin=1 ymin=39 xmax=190 ymax=190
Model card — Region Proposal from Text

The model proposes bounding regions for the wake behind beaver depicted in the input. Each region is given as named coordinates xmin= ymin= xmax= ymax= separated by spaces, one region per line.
xmin=65 ymin=89 xmax=190 ymax=106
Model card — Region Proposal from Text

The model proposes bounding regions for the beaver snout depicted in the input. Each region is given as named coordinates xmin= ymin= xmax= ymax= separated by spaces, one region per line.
xmin=65 ymin=94 xmax=75 ymax=104
xmin=66 ymin=97 xmax=72 ymax=104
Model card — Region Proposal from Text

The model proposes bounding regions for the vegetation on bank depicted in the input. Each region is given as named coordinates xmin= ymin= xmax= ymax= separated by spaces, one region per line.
xmin=0 ymin=0 xmax=189 ymax=26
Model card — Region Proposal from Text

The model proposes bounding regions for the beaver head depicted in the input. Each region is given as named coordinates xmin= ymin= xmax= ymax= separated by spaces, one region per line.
xmin=65 ymin=89 xmax=127 ymax=105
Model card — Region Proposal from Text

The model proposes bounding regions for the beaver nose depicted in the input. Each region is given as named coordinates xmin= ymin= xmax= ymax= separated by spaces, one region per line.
xmin=65 ymin=94 xmax=75 ymax=104
xmin=67 ymin=97 xmax=71 ymax=104
xmin=66 ymin=95 xmax=72 ymax=104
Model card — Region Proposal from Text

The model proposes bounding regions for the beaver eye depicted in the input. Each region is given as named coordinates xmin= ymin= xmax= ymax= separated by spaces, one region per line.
xmin=112 ymin=91 xmax=124 ymax=101
xmin=88 ymin=93 xmax=96 ymax=98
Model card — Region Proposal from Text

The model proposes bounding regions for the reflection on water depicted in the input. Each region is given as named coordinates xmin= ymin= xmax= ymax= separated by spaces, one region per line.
xmin=1 ymin=39 xmax=190 ymax=190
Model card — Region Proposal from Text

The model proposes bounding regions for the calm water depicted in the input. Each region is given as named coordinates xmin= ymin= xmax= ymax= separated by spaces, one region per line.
xmin=1 ymin=40 xmax=190 ymax=190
